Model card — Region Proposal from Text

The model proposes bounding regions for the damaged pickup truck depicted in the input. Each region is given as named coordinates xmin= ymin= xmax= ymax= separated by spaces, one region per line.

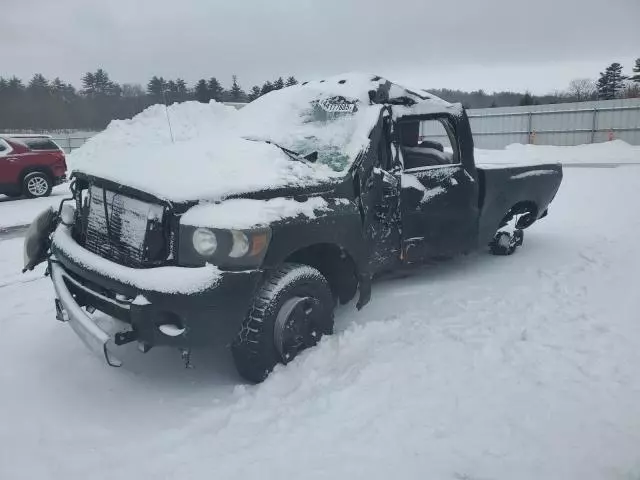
xmin=24 ymin=74 xmax=562 ymax=382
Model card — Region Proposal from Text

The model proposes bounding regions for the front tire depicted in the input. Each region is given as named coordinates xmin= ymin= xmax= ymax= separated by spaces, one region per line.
xmin=232 ymin=263 xmax=334 ymax=383
xmin=23 ymin=172 xmax=52 ymax=198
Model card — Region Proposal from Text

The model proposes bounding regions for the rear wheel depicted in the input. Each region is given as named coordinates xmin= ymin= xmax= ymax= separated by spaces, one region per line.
xmin=490 ymin=229 xmax=523 ymax=255
xmin=23 ymin=172 xmax=52 ymax=198
xmin=232 ymin=263 xmax=334 ymax=383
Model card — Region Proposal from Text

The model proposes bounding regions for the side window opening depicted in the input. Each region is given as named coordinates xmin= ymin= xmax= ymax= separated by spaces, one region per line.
xmin=24 ymin=139 xmax=61 ymax=151
xmin=399 ymin=118 xmax=459 ymax=170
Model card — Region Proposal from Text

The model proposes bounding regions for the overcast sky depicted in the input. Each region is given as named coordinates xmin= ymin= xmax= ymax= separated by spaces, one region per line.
xmin=2 ymin=0 xmax=639 ymax=94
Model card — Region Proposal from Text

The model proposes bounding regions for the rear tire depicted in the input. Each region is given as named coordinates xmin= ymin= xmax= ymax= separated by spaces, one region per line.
xmin=490 ymin=229 xmax=523 ymax=255
xmin=232 ymin=263 xmax=334 ymax=383
xmin=23 ymin=172 xmax=52 ymax=198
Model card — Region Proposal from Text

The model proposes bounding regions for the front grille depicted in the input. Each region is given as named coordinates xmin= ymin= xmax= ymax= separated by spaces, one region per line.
xmin=84 ymin=186 xmax=165 ymax=267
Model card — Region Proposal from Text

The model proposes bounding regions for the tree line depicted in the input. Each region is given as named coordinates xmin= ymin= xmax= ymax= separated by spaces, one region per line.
xmin=433 ymin=59 xmax=640 ymax=109
xmin=0 ymin=70 xmax=298 ymax=131
xmin=1 ymin=59 xmax=638 ymax=131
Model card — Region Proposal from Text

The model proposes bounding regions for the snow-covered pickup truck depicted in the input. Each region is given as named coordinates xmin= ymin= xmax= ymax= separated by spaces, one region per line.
xmin=24 ymin=74 xmax=562 ymax=382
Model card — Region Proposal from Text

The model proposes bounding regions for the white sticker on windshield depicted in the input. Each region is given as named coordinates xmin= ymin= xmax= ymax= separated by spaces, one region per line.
xmin=318 ymin=97 xmax=357 ymax=113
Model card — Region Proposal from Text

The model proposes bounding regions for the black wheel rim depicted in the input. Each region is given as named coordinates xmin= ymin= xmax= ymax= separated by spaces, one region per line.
xmin=274 ymin=296 xmax=322 ymax=363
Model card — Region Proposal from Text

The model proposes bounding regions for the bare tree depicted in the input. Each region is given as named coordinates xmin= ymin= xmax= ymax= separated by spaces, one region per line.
xmin=567 ymin=78 xmax=596 ymax=102
xmin=623 ymin=81 xmax=640 ymax=99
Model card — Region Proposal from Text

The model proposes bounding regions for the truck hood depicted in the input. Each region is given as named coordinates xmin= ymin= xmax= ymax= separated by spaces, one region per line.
xmin=72 ymin=134 xmax=345 ymax=203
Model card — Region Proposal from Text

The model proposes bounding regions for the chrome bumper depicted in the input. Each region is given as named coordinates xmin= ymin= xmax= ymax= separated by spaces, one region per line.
xmin=50 ymin=262 xmax=122 ymax=367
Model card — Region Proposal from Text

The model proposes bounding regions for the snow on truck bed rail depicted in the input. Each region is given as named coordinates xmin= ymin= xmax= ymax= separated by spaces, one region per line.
xmin=475 ymin=139 xmax=640 ymax=166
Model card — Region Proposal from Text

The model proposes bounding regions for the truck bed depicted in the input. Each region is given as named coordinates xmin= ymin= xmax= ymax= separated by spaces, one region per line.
xmin=476 ymin=163 xmax=563 ymax=247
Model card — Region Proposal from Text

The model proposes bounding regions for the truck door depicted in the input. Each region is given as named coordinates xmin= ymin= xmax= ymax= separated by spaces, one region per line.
xmin=358 ymin=114 xmax=401 ymax=274
xmin=397 ymin=116 xmax=479 ymax=262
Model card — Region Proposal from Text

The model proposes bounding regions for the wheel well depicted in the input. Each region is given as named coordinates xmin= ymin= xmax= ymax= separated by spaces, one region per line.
xmin=285 ymin=243 xmax=358 ymax=305
xmin=504 ymin=201 xmax=538 ymax=229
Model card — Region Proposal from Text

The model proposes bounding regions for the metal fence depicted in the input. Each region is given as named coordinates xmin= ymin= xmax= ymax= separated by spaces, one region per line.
xmin=50 ymin=133 xmax=96 ymax=153
xmin=420 ymin=97 xmax=640 ymax=149
xmin=25 ymin=98 xmax=640 ymax=153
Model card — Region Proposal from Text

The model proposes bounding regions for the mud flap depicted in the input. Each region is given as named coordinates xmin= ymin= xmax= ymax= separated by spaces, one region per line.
xmin=356 ymin=273 xmax=372 ymax=310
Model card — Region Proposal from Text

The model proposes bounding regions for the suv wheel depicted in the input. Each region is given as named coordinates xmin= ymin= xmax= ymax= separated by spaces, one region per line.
xmin=23 ymin=172 xmax=52 ymax=198
xmin=232 ymin=263 xmax=334 ymax=383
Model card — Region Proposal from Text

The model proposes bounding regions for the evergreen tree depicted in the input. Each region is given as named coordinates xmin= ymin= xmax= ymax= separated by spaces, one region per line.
xmin=248 ymin=85 xmax=262 ymax=101
xmin=175 ymin=78 xmax=188 ymax=101
xmin=631 ymin=58 xmax=640 ymax=83
xmin=28 ymin=73 xmax=49 ymax=93
xmin=195 ymin=79 xmax=209 ymax=103
xmin=519 ymin=92 xmax=535 ymax=106
xmin=147 ymin=76 xmax=167 ymax=100
xmin=285 ymin=76 xmax=298 ymax=87
xmin=81 ymin=72 xmax=96 ymax=96
xmin=273 ymin=76 xmax=285 ymax=90
xmin=229 ymin=75 xmax=245 ymax=101
xmin=260 ymin=80 xmax=274 ymax=96
xmin=597 ymin=63 xmax=627 ymax=99
xmin=207 ymin=77 xmax=224 ymax=102
xmin=94 ymin=68 xmax=115 ymax=95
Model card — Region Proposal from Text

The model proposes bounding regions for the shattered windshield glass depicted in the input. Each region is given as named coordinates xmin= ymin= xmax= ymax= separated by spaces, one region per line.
xmin=237 ymin=90 xmax=382 ymax=173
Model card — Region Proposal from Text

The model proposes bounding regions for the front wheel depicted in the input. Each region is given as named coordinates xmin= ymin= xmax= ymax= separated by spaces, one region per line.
xmin=232 ymin=263 xmax=334 ymax=383
xmin=23 ymin=172 xmax=52 ymax=198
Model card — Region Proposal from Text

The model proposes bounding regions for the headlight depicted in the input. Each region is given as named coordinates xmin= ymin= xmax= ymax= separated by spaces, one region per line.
xmin=192 ymin=228 xmax=218 ymax=256
xmin=229 ymin=230 xmax=249 ymax=258
xmin=179 ymin=226 xmax=271 ymax=267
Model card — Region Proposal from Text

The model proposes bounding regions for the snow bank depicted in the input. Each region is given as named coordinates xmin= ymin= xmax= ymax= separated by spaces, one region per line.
xmin=181 ymin=197 xmax=330 ymax=229
xmin=51 ymin=225 xmax=221 ymax=294
xmin=0 ymin=184 xmax=69 ymax=230
xmin=476 ymin=140 xmax=640 ymax=166
xmin=3 ymin=166 xmax=640 ymax=479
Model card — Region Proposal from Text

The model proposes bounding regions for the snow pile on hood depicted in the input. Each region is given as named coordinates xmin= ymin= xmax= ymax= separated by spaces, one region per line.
xmin=69 ymin=101 xmax=340 ymax=203
xmin=476 ymin=140 xmax=640 ymax=166
xmin=69 ymin=74 xmax=457 ymax=203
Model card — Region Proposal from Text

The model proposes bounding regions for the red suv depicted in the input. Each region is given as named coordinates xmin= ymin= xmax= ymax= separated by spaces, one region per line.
xmin=0 ymin=134 xmax=67 ymax=198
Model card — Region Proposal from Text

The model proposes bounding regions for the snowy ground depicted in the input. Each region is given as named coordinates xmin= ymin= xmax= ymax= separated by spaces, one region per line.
xmin=0 ymin=184 xmax=70 ymax=231
xmin=1 ymin=165 xmax=640 ymax=479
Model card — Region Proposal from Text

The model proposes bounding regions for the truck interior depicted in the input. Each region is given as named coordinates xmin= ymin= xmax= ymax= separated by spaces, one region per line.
xmin=398 ymin=119 xmax=457 ymax=169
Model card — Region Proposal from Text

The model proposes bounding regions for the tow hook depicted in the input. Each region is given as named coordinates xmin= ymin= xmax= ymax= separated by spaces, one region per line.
xmin=114 ymin=330 xmax=138 ymax=346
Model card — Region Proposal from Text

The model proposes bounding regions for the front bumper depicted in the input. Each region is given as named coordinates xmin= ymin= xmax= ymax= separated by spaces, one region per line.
xmin=51 ymin=262 xmax=123 ymax=366
xmin=49 ymin=227 xmax=264 ymax=366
